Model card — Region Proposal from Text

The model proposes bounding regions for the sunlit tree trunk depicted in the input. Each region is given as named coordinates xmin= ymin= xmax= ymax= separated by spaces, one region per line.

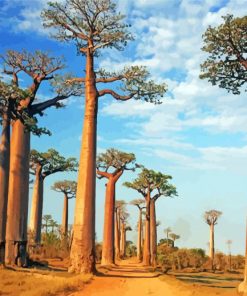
xmin=209 ymin=223 xmax=215 ymax=269
xmin=120 ymin=222 xmax=125 ymax=258
xmin=69 ymin=50 xmax=98 ymax=274
xmin=150 ymin=199 xmax=157 ymax=267
xmin=29 ymin=166 xmax=44 ymax=244
xmin=238 ymin=220 xmax=247 ymax=294
xmin=0 ymin=112 xmax=10 ymax=264
xmin=62 ymin=194 xmax=69 ymax=236
xmin=143 ymin=191 xmax=151 ymax=266
xmin=137 ymin=209 xmax=142 ymax=261
xmin=114 ymin=208 xmax=120 ymax=260
xmin=101 ymin=177 xmax=115 ymax=266
xmin=5 ymin=119 xmax=30 ymax=266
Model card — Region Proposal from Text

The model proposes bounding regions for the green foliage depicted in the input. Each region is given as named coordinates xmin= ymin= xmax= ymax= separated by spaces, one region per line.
xmin=200 ymin=14 xmax=247 ymax=94
xmin=123 ymin=167 xmax=177 ymax=200
xmin=30 ymin=149 xmax=78 ymax=179
xmin=51 ymin=180 xmax=77 ymax=198
xmin=129 ymin=199 xmax=145 ymax=209
xmin=96 ymin=148 xmax=136 ymax=175
xmin=125 ymin=241 xmax=137 ymax=257
xmin=204 ymin=209 xmax=222 ymax=225
xmin=42 ymin=0 xmax=134 ymax=54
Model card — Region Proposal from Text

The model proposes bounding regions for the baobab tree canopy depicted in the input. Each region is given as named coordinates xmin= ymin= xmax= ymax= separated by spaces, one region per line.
xmin=130 ymin=199 xmax=145 ymax=209
xmin=204 ymin=210 xmax=222 ymax=225
xmin=96 ymin=148 xmax=136 ymax=177
xmin=200 ymin=14 xmax=247 ymax=94
xmin=51 ymin=180 xmax=77 ymax=198
xmin=30 ymin=149 xmax=78 ymax=179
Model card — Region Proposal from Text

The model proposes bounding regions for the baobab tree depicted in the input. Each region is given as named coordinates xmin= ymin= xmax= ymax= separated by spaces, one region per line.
xmin=0 ymin=81 xmax=27 ymax=264
xmin=204 ymin=209 xmax=222 ymax=269
xmin=2 ymin=50 xmax=81 ymax=266
xmin=200 ymin=15 xmax=247 ymax=94
xmin=115 ymin=200 xmax=126 ymax=260
xmin=130 ymin=199 xmax=145 ymax=261
xmin=169 ymin=233 xmax=180 ymax=248
xmin=42 ymin=215 xmax=52 ymax=235
xmin=124 ymin=168 xmax=177 ymax=266
xmin=29 ymin=149 xmax=78 ymax=244
xmin=226 ymin=239 xmax=232 ymax=270
xmin=96 ymin=148 xmax=136 ymax=266
xmin=51 ymin=180 xmax=77 ymax=237
xmin=119 ymin=210 xmax=131 ymax=259
xmin=42 ymin=0 xmax=167 ymax=273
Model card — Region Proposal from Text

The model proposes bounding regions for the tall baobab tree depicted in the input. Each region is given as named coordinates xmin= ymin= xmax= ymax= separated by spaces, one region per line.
xmin=29 ymin=149 xmax=78 ymax=244
xmin=51 ymin=180 xmax=77 ymax=237
xmin=96 ymin=148 xmax=136 ymax=266
xmin=204 ymin=209 xmax=222 ymax=269
xmin=130 ymin=199 xmax=145 ymax=261
xmin=200 ymin=15 xmax=247 ymax=94
xmin=0 ymin=81 xmax=27 ymax=264
xmin=164 ymin=227 xmax=172 ymax=247
xmin=115 ymin=200 xmax=126 ymax=261
xmin=124 ymin=168 xmax=177 ymax=266
xmin=169 ymin=233 xmax=180 ymax=248
xmin=42 ymin=0 xmax=167 ymax=273
xmin=2 ymin=50 xmax=81 ymax=266
xmin=119 ymin=210 xmax=131 ymax=259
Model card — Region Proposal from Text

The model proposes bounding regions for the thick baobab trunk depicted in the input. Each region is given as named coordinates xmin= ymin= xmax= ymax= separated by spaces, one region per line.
xmin=120 ymin=223 xmax=126 ymax=258
xmin=143 ymin=191 xmax=151 ymax=266
xmin=69 ymin=50 xmax=98 ymax=274
xmin=137 ymin=209 xmax=142 ymax=262
xmin=150 ymin=199 xmax=157 ymax=267
xmin=0 ymin=112 xmax=10 ymax=264
xmin=5 ymin=119 xmax=30 ymax=266
xmin=62 ymin=194 xmax=69 ymax=236
xmin=29 ymin=167 xmax=44 ymax=244
xmin=209 ymin=223 xmax=215 ymax=269
xmin=114 ymin=208 xmax=120 ymax=260
xmin=101 ymin=178 xmax=115 ymax=266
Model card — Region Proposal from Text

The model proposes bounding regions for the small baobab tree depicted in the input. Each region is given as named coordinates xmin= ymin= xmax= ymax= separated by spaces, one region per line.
xmin=164 ymin=227 xmax=172 ymax=247
xmin=200 ymin=15 xmax=247 ymax=94
xmin=204 ymin=209 xmax=222 ymax=269
xmin=130 ymin=199 xmax=145 ymax=261
xmin=226 ymin=239 xmax=232 ymax=270
xmin=169 ymin=233 xmax=180 ymax=248
xmin=96 ymin=148 xmax=136 ymax=266
xmin=42 ymin=215 xmax=52 ymax=234
xmin=29 ymin=149 xmax=78 ymax=244
xmin=51 ymin=180 xmax=77 ymax=237
xmin=119 ymin=209 xmax=131 ymax=259
xmin=115 ymin=200 xmax=126 ymax=260
xmin=42 ymin=0 xmax=167 ymax=273
xmin=124 ymin=168 xmax=177 ymax=266
xmin=2 ymin=50 xmax=81 ymax=266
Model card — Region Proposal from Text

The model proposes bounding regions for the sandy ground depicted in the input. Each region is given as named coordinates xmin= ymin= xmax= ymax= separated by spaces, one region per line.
xmin=70 ymin=260 xmax=241 ymax=296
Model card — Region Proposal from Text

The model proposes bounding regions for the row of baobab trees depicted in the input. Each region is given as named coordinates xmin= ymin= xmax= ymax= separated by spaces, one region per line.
xmin=0 ymin=0 xmax=246 ymax=284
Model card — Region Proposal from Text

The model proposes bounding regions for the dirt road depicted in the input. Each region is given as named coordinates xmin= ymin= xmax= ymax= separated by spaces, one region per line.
xmin=69 ymin=261 xmax=239 ymax=296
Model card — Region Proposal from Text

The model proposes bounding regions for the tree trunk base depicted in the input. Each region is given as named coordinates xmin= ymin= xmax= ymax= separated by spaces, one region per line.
xmin=5 ymin=241 xmax=28 ymax=267
xmin=238 ymin=281 xmax=247 ymax=295
xmin=0 ymin=242 xmax=5 ymax=264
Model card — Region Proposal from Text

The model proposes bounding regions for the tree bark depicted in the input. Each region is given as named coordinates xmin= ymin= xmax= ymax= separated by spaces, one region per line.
xmin=114 ymin=208 xmax=120 ymax=260
xmin=69 ymin=49 xmax=98 ymax=274
xmin=143 ymin=191 xmax=151 ymax=266
xmin=137 ymin=209 xmax=142 ymax=261
xmin=120 ymin=222 xmax=125 ymax=258
xmin=0 ymin=112 xmax=10 ymax=264
xmin=101 ymin=177 xmax=115 ymax=266
xmin=150 ymin=199 xmax=157 ymax=267
xmin=62 ymin=194 xmax=69 ymax=236
xmin=29 ymin=166 xmax=44 ymax=244
xmin=209 ymin=223 xmax=215 ymax=269
xmin=5 ymin=119 xmax=30 ymax=266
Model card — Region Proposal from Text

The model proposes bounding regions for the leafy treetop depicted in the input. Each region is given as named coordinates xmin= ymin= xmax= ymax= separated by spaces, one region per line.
xmin=204 ymin=209 xmax=222 ymax=226
xmin=96 ymin=148 xmax=136 ymax=179
xmin=51 ymin=180 xmax=77 ymax=198
xmin=30 ymin=148 xmax=78 ymax=179
xmin=200 ymin=14 xmax=247 ymax=94
xmin=129 ymin=199 xmax=145 ymax=211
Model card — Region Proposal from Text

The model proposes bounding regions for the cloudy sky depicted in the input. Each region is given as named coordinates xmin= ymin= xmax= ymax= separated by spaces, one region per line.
xmin=0 ymin=0 xmax=246 ymax=255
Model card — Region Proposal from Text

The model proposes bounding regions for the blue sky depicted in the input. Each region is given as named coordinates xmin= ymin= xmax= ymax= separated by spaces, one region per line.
xmin=0 ymin=0 xmax=246 ymax=255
